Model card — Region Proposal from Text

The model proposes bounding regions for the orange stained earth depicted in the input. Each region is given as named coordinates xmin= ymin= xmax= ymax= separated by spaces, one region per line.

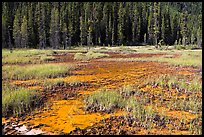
xmin=26 ymin=99 xmax=127 ymax=134
xmin=3 ymin=52 xmax=201 ymax=135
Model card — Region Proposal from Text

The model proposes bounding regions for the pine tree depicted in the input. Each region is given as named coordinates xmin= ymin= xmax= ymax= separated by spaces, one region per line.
xmin=1 ymin=2 xmax=202 ymax=49
xmin=108 ymin=5 xmax=112 ymax=46
xmin=163 ymin=6 xmax=173 ymax=45
xmin=132 ymin=3 xmax=137 ymax=44
xmin=172 ymin=13 xmax=179 ymax=45
xmin=60 ymin=3 xmax=68 ymax=49
xmin=67 ymin=3 xmax=73 ymax=48
xmin=50 ymin=6 xmax=60 ymax=49
xmin=103 ymin=3 xmax=110 ymax=46
xmin=111 ymin=2 xmax=117 ymax=46
xmin=2 ymin=4 xmax=8 ymax=48
xmin=118 ymin=3 xmax=125 ymax=45
xmin=87 ymin=18 xmax=93 ymax=46
xmin=13 ymin=9 xmax=21 ymax=48
xmin=80 ymin=4 xmax=86 ymax=46
xmin=148 ymin=3 xmax=154 ymax=45
xmin=153 ymin=2 xmax=160 ymax=47
xmin=62 ymin=23 xmax=68 ymax=49
xmin=197 ymin=14 xmax=202 ymax=48
xmin=27 ymin=3 xmax=35 ymax=48
xmin=21 ymin=16 xmax=28 ymax=48
xmin=181 ymin=3 xmax=188 ymax=46
xmin=38 ymin=3 xmax=47 ymax=49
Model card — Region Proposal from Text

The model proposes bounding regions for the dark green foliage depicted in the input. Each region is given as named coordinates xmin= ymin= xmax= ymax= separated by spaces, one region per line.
xmin=2 ymin=2 xmax=202 ymax=49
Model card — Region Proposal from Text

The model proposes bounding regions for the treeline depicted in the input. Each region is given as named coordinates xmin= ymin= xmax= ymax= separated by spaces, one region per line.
xmin=2 ymin=2 xmax=202 ymax=49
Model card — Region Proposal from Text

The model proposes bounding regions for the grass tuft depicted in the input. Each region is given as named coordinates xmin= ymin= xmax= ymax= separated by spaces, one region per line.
xmin=2 ymin=49 xmax=55 ymax=64
xmin=2 ymin=84 xmax=42 ymax=117
xmin=84 ymin=88 xmax=124 ymax=113
xmin=74 ymin=51 xmax=109 ymax=61
xmin=2 ymin=64 xmax=76 ymax=80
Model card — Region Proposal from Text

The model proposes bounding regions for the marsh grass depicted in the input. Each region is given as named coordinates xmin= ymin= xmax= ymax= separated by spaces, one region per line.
xmin=84 ymin=88 xmax=124 ymax=113
xmin=74 ymin=53 xmax=86 ymax=61
xmin=42 ymin=79 xmax=67 ymax=88
xmin=150 ymin=74 xmax=202 ymax=93
xmin=167 ymin=97 xmax=202 ymax=113
xmin=42 ymin=79 xmax=82 ymax=88
xmin=74 ymin=51 xmax=109 ymax=61
xmin=2 ymin=84 xmax=42 ymax=117
xmin=2 ymin=49 xmax=54 ymax=64
xmin=188 ymin=116 xmax=202 ymax=134
xmin=126 ymin=98 xmax=156 ymax=122
xmin=154 ymin=51 xmax=202 ymax=68
xmin=174 ymin=45 xmax=200 ymax=50
xmin=2 ymin=64 xmax=76 ymax=80
xmin=145 ymin=74 xmax=202 ymax=113
xmin=118 ymin=85 xmax=135 ymax=97
xmin=84 ymin=85 xmax=156 ymax=119
xmin=84 ymin=83 xmax=201 ymax=134
xmin=117 ymin=46 xmax=137 ymax=53
xmin=101 ymin=50 xmax=202 ymax=68
xmin=174 ymin=45 xmax=186 ymax=50
xmin=40 ymin=55 xmax=56 ymax=62
xmin=124 ymin=96 xmax=140 ymax=112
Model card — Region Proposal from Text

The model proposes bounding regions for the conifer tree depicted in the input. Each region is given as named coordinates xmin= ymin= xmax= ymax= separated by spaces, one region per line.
xmin=13 ymin=9 xmax=21 ymax=48
xmin=62 ymin=23 xmax=68 ymax=49
xmin=181 ymin=3 xmax=188 ymax=46
xmin=27 ymin=3 xmax=35 ymax=48
xmin=1 ymin=2 xmax=202 ymax=49
xmin=21 ymin=16 xmax=28 ymax=48
xmin=50 ymin=6 xmax=60 ymax=49
xmin=118 ymin=3 xmax=125 ymax=45
xmin=38 ymin=3 xmax=46 ymax=49
xmin=153 ymin=2 xmax=160 ymax=47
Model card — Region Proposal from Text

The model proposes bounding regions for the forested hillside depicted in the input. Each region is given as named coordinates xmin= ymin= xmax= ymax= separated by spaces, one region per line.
xmin=2 ymin=2 xmax=202 ymax=49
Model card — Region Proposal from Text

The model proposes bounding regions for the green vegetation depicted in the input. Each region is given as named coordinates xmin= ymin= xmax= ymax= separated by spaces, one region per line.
xmin=174 ymin=45 xmax=200 ymax=50
xmin=42 ymin=79 xmax=82 ymax=88
xmin=84 ymin=80 xmax=202 ymax=134
xmin=154 ymin=51 xmax=202 ymax=68
xmin=102 ymin=49 xmax=202 ymax=68
xmin=189 ymin=117 xmax=202 ymax=134
xmin=84 ymin=88 xmax=124 ymax=113
xmin=145 ymin=74 xmax=202 ymax=113
xmin=148 ymin=74 xmax=202 ymax=93
xmin=84 ymin=85 xmax=150 ymax=114
xmin=42 ymin=79 xmax=67 ymax=88
xmin=167 ymin=97 xmax=202 ymax=113
xmin=2 ymin=85 xmax=42 ymax=117
xmin=117 ymin=46 xmax=137 ymax=53
xmin=2 ymin=64 xmax=76 ymax=80
xmin=118 ymin=85 xmax=135 ymax=97
xmin=74 ymin=51 xmax=109 ymax=61
xmin=2 ymin=49 xmax=55 ymax=64
xmin=2 ymin=2 xmax=202 ymax=49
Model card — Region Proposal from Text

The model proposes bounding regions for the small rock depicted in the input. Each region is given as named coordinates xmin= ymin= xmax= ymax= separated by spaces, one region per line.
xmin=11 ymin=123 xmax=17 ymax=128
xmin=16 ymin=125 xmax=28 ymax=132
xmin=25 ymin=129 xmax=44 ymax=135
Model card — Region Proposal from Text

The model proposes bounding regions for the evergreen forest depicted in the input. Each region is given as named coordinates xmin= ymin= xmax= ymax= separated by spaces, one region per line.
xmin=2 ymin=2 xmax=202 ymax=49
